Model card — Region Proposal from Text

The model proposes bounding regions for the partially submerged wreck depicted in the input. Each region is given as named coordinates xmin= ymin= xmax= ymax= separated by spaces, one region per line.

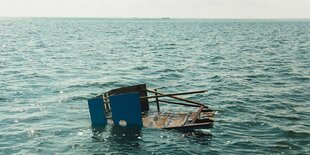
xmin=87 ymin=84 xmax=214 ymax=130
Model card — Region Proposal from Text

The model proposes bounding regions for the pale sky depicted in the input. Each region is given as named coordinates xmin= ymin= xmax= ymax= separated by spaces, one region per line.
xmin=0 ymin=0 xmax=309 ymax=18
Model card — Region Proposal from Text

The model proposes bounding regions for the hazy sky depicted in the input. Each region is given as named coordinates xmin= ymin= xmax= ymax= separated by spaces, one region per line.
xmin=0 ymin=0 xmax=309 ymax=18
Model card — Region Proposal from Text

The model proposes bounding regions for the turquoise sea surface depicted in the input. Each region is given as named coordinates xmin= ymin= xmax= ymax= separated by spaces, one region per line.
xmin=0 ymin=18 xmax=309 ymax=154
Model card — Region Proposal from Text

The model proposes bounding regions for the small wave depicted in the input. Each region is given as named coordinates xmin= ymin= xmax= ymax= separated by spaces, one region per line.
xmin=210 ymin=75 xmax=221 ymax=79
xmin=128 ymin=45 xmax=140 ymax=49
xmin=0 ymin=97 xmax=8 ymax=102
xmin=156 ymin=68 xmax=176 ymax=73
xmin=244 ymin=74 xmax=272 ymax=79
xmin=67 ymin=96 xmax=89 ymax=102
xmin=284 ymin=129 xmax=310 ymax=138
xmin=211 ymin=56 xmax=225 ymax=61
xmin=160 ymin=73 xmax=183 ymax=79
xmin=164 ymin=47 xmax=176 ymax=50
xmin=35 ymin=41 xmax=46 ymax=48
xmin=290 ymin=76 xmax=310 ymax=82
xmin=271 ymin=82 xmax=287 ymax=86
xmin=264 ymin=114 xmax=301 ymax=121
xmin=270 ymin=125 xmax=310 ymax=140
xmin=68 ymin=81 xmax=117 ymax=89
xmin=164 ymin=43 xmax=177 ymax=46
xmin=133 ymin=66 xmax=149 ymax=70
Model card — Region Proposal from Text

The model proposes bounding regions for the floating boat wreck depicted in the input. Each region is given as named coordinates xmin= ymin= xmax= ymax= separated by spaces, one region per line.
xmin=87 ymin=84 xmax=214 ymax=130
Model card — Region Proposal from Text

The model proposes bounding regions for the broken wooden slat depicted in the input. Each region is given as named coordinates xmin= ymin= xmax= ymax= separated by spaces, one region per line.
xmin=146 ymin=89 xmax=207 ymax=108
xmin=191 ymin=106 xmax=204 ymax=123
xmin=140 ymin=90 xmax=207 ymax=99
xmin=157 ymin=99 xmax=201 ymax=107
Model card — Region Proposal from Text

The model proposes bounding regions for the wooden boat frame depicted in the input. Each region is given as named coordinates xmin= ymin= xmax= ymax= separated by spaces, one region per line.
xmin=88 ymin=84 xmax=214 ymax=130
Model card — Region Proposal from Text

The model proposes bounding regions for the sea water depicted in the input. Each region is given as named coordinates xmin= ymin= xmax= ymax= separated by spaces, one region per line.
xmin=0 ymin=18 xmax=309 ymax=154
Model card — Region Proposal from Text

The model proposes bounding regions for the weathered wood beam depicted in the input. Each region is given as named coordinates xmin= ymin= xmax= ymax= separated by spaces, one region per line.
xmin=157 ymin=99 xmax=201 ymax=107
xmin=146 ymin=89 xmax=207 ymax=108
xmin=141 ymin=90 xmax=207 ymax=99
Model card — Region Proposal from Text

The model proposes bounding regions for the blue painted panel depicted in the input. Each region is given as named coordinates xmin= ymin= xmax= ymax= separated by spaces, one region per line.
xmin=87 ymin=96 xmax=107 ymax=126
xmin=109 ymin=92 xmax=143 ymax=127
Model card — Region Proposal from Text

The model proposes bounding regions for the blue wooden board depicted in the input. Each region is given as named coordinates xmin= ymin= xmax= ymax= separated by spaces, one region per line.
xmin=87 ymin=96 xmax=107 ymax=126
xmin=109 ymin=92 xmax=143 ymax=127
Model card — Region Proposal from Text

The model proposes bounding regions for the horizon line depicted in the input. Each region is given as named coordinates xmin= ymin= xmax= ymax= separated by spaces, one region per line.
xmin=1 ymin=16 xmax=310 ymax=20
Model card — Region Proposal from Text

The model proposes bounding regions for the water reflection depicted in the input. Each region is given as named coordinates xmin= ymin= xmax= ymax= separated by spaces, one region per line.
xmin=91 ymin=126 xmax=107 ymax=142
xmin=110 ymin=125 xmax=142 ymax=139
xmin=180 ymin=129 xmax=213 ymax=145
xmin=91 ymin=125 xmax=212 ymax=145
xmin=91 ymin=125 xmax=142 ymax=151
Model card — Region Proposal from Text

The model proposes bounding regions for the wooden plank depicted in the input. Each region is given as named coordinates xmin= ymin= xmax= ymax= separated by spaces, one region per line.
xmin=142 ymin=112 xmax=188 ymax=128
xmin=192 ymin=106 xmax=204 ymax=123
xmin=163 ymin=122 xmax=213 ymax=130
xmin=191 ymin=111 xmax=215 ymax=118
xmin=152 ymin=115 xmax=168 ymax=128
xmin=165 ymin=113 xmax=189 ymax=127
